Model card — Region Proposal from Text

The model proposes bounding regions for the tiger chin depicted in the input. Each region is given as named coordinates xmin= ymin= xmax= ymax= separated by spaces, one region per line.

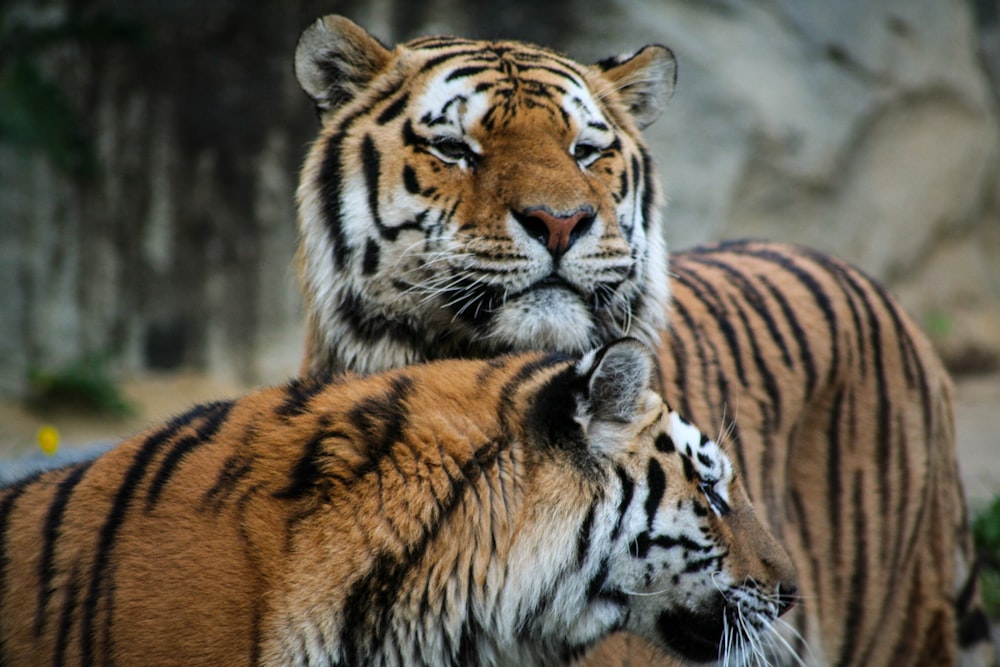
xmin=0 ymin=340 xmax=796 ymax=666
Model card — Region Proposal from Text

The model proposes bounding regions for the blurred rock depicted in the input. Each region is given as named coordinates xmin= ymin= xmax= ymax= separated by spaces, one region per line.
xmin=1 ymin=0 xmax=998 ymax=394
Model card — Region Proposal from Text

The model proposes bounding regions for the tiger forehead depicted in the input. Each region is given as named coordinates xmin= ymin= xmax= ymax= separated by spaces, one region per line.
xmin=406 ymin=42 xmax=606 ymax=132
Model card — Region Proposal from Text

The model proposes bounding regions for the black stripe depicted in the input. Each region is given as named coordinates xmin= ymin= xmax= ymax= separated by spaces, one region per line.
xmin=673 ymin=266 xmax=748 ymax=389
xmin=362 ymin=238 xmax=380 ymax=275
xmin=277 ymin=375 xmax=332 ymax=418
xmin=959 ymin=608 xmax=992 ymax=646
xmin=420 ymin=49 xmax=485 ymax=73
xmin=145 ymin=400 xmax=233 ymax=512
xmin=343 ymin=375 xmax=415 ymax=479
xmin=376 ymin=92 xmax=409 ymax=125
xmin=338 ymin=288 xmax=423 ymax=350
xmin=826 ymin=261 xmax=894 ymax=533
xmin=273 ymin=431 xmax=328 ymax=500
xmin=610 ymin=465 xmax=635 ymax=541
xmin=402 ymin=164 xmax=421 ymax=194
xmin=644 ymin=459 xmax=666 ymax=530
xmin=80 ymin=411 xmax=192 ymax=665
xmin=445 ymin=65 xmax=491 ymax=81
xmin=35 ymin=462 xmax=93 ymax=636
xmin=0 ymin=477 xmax=38 ymax=663
xmin=54 ymin=562 xmax=84 ymax=666
xmin=655 ymin=433 xmax=675 ymax=454
xmin=318 ymin=133 xmax=350 ymax=269
xmin=837 ymin=471 xmax=868 ymax=667
xmin=727 ymin=291 xmax=782 ymax=424
xmin=339 ymin=436 xmax=507 ymax=662
xmin=826 ymin=388 xmax=844 ymax=578
xmin=361 ymin=134 xmax=387 ymax=236
xmin=734 ymin=244 xmax=841 ymax=388
xmin=577 ymin=499 xmax=598 ymax=565
xmin=686 ymin=255 xmax=793 ymax=368
xmin=639 ymin=147 xmax=655 ymax=231
xmin=758 ymin=273 xmax=818 ymax=398
xmin=202 ymin=455 xmax=255 ymax=513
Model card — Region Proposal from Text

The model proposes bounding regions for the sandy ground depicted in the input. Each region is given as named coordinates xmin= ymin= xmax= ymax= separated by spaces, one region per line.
xmin=1 ymin=369 xmax=998 ymax=506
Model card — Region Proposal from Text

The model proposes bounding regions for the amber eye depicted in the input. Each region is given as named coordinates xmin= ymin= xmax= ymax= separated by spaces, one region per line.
xmin=572 ymin=142 xmax=602 ymax=166
xmin=430 ymin=137 xmax=476 ymax=165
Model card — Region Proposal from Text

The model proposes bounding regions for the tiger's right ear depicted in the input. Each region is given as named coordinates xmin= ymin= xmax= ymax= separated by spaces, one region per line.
xmin=577 ymin=338 xmax=656 ymax=424
xmin=295 ymin=15 xmax=392 ymax=114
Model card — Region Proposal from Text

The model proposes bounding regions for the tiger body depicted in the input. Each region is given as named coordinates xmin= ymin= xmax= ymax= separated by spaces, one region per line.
xmin=293 ymin=16 xmax=994 ymax=666
xmin=0 ymin=342 xmax=797 ymax=666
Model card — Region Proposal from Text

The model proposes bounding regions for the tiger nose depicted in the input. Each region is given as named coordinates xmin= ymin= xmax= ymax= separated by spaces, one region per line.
xmin=513 ymin=206 xmax=595 ymax=255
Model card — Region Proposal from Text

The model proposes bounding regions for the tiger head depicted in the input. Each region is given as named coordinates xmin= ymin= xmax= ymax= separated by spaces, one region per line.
xmin=496 ymin=339 xmax=798 ymax=664
xmin=295 ymin=15 xmax=674 ymax=374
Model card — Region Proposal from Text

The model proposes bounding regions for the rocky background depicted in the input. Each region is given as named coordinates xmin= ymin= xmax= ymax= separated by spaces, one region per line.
xmin=2 ymin=0 xmax=999 ymax=395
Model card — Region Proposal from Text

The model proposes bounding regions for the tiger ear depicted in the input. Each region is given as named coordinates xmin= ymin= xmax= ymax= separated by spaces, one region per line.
xmin=594 ymin=45 xmax=676 ymax=129
xmin=295 ymin=15 xmax=392 ymax=114
xmin=577 ymin=338 xmax=656 ymax=423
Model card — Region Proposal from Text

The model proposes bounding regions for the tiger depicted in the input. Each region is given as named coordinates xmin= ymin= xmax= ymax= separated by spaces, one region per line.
xmin=0 ymin=340 xmax=798 ymax=666
xmin=292 ymin=14 xmax=996 ymax=667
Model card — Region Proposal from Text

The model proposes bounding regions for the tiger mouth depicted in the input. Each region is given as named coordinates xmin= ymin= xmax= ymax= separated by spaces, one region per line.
xmin=656 ymin=607 xmax=729 ymax=663
xmin=534 ymin=274 xmax=574 ymax=290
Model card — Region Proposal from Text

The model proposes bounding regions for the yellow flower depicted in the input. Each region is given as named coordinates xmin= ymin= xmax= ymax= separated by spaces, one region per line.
xmin=37 ymin=425 xmax=60 ymax=457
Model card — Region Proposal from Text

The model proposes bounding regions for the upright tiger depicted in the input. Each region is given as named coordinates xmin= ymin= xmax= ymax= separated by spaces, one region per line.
xmin=292 ymin=15 xmax=995 ymax=666
xmin=0 ymin=341 xmax=797 ymax=666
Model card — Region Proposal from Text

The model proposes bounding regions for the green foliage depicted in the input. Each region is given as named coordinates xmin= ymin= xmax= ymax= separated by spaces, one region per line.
xmin=925 ymin=310 xmax=952 ymax=338
xmin=0 ymin=6 xmax=142 ymax=177
xmin=973 ymin=494 xmax=1000 ymax=618
xmin=27 ymin=354 xmax=134 ymax=417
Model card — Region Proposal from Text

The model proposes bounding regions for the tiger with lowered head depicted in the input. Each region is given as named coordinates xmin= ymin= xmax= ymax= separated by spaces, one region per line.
xmin=0 ymin=341 xmax=798 ymax=666
xmin=293 ymin=14 xmax=996 ymax=667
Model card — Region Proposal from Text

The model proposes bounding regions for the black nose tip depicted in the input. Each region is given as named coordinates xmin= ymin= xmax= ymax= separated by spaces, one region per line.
xmin=776 ymin=583 xmax=798 ymax=616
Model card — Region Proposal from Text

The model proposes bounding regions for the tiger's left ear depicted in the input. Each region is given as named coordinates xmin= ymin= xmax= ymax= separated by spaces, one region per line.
xmin=295 ymin=15 xmax=392 ymax=114
xmin=594 ymin=45 xmax=677 ymax=129
xmin=577 ymin=338 xmax=656 ymax=423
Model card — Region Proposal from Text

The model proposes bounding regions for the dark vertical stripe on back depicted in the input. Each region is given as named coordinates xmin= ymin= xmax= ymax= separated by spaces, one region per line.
xmin=686 ymin=255 xmax=793 ymax=367
xmin=35 ymin=462 xmax=93 ymax=636
xmin=0 ymin=477 xmax=37 ymax=663
xmin=738 ymin=244 xmax=841 ymax=388
xmin=827 ymin=388 xmax=845 ymax=583
xmin=758 ymin=273 xmax=818 ymax=398
xmin=145 ymin=400 xmax=234 ymax=512
xmin=672 ymin=266 xmax=748 ymax=389
xmin=837 ymin=471 xmax=869 ymax=667
xmin=79 ymin=409 xmax=195 ymax=665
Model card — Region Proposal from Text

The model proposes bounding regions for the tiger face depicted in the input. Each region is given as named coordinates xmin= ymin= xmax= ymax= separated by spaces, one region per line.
xmin=295 ymin=15 xmax=674 ymax=374
xmin=547 ymin=345 xmax=800 ymax=665
xmin=0 ymin=340 xmax=795 ymax=666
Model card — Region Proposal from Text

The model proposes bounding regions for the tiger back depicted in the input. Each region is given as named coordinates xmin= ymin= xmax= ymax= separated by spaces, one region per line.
xmin=291 ymin=15 xmax=995 ymax=666
xmin=0 ymin=341 xmax=797 ymax=666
